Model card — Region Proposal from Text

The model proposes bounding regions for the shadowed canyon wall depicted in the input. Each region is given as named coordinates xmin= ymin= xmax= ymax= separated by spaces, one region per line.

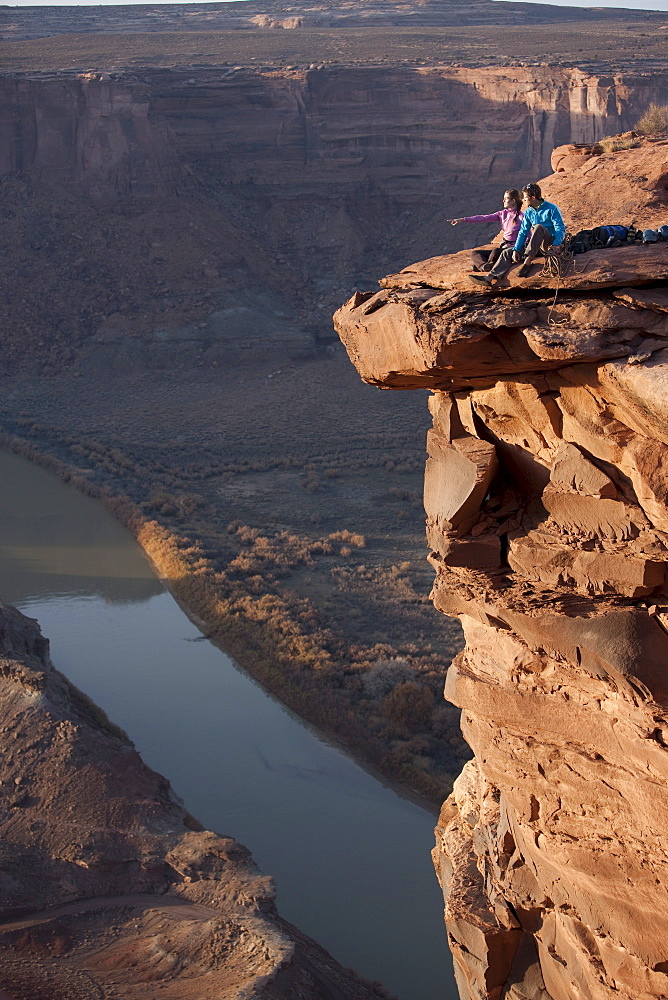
xmin=2 ymin=65 xmax=668 ymax=374
xmin=5 ymin=67 xmax=667 ymax=187
xmin=335 ymin=137 xmax=668 ymax=999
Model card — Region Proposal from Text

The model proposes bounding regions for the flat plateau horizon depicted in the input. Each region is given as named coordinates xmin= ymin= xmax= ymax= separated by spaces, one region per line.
xmin=5 ymin=0 xmax=668 ymax=12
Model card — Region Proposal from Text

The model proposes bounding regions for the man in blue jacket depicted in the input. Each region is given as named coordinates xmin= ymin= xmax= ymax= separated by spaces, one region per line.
xmin=471 ymin=183 xmax=566 ymax=285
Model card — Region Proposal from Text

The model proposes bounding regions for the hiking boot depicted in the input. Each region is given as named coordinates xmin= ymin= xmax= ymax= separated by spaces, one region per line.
xmin=470 ymin=273 xmax=498 ymax=287
xmin=517 ymin=261 xmax=534 ymax=278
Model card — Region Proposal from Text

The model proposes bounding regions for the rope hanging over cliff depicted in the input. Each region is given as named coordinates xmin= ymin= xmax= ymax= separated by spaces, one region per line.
xmin=539 ymin=236 xmax=582 ymax=325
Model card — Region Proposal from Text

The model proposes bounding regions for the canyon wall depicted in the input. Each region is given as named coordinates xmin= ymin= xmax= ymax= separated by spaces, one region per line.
xmin=1 ymin=65 xmax=667 ymax=374
xmin=5 ymin=67 xmax=666 ymax=190
xmin=335 ymin=137 xmax=668 ymax=999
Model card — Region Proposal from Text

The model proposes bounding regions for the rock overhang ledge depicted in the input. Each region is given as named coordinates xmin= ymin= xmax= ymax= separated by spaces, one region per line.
xmin=333 ymin=245 xmax=668 ymax=392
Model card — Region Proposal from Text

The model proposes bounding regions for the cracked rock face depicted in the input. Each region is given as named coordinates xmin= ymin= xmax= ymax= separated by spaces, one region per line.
xmin=335 ymin=136 xmax=668 ymax=999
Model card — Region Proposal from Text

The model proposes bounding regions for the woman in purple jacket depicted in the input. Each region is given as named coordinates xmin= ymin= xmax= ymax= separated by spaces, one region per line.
xmin=449 ymin=189 xmax=524 ymax=271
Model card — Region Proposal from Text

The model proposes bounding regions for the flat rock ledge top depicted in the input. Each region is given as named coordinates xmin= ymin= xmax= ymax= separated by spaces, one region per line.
xmin=333 ymin=244 xmax=668 ymax=391
xmin=384 ymin=242 xmax=668 ymax=296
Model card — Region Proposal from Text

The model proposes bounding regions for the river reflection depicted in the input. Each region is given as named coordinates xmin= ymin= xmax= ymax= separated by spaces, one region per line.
xmin=0 ymin=455 xmax=161 ymax=605
xmin=0 ymin=448 xmax=457 ymax=1000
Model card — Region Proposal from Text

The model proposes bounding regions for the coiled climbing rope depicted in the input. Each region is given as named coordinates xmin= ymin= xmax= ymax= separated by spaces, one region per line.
xmin=538 ymin=235 xmax=575 ymax=280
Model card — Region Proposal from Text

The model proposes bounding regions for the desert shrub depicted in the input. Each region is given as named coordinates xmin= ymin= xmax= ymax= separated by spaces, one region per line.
xmin=50 ymin=932 xmax=72 ymax=957
xmin=590 ymin=131 xmax=640 ymax=154
xmin=635 ymin=104 xmax=668 ymax=135
xmin=363 ymin=658 xmax=414 ymax=700
xmin=227 ymin=553 xmax=258 ymax=575
xmin=390 ymin=487 xmax=422 ymax=505
xmin=595 ymin=134 xmax=639 ymax=153
xmin=235 ymin=525 xmax=261 ymax=543
xmin=148 ymin=490 xmax=179 ymax=516
xmin=310 ymin=539 xmax=332 ymax=555
xmin=175 ymin=493 xmax=204 ymax=518
xmin=381 ymin=681 xmax=434 ymax=727
xmin=303 ymin=471 xmax=323 ymax=492
xmin=328 ymin=529 xmax=366 ymax=548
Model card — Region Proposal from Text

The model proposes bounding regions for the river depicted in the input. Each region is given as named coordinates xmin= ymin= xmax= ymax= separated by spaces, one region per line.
xmin=0 ymin=448 xmax=459 ymax=1000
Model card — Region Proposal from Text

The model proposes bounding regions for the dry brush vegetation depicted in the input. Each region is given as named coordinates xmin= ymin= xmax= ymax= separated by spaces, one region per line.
xmin=0 ymin=391 xmax=468 ymax=804
xmin=635 ymin=103 xmax=668 ymax=135
xmin=1 ymin=23 xmax=667 ymax=73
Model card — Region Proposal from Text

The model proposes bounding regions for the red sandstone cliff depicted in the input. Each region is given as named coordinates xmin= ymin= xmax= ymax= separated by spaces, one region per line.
xmin=0 ymin=602 xmax=389 ymax=1000
xmin=335 ymin=136 xmax=668 ymax=999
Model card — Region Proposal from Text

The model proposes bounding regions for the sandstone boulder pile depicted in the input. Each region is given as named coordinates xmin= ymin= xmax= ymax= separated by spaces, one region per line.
xmin=335 ymin=135 xmax=668 ymax=1000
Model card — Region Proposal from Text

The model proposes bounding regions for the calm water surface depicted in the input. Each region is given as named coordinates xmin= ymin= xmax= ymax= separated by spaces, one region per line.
xmin=0 ymin=449 xmax=458 ymax=1000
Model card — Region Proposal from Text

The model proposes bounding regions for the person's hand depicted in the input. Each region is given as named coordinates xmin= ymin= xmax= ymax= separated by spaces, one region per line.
xmin=512 ymin=250 xmax=522 ymax=264
xmin=448 ymin=219 xmax=461 ymax=226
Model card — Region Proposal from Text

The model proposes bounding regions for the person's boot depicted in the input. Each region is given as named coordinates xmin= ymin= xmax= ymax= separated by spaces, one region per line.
xmin=517 ymin=259 xmax=535 ymax=278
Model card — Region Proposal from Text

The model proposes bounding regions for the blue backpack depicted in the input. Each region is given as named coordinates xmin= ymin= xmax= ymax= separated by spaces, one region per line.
xmin=593 ymin=225 xmax=629 ymax=244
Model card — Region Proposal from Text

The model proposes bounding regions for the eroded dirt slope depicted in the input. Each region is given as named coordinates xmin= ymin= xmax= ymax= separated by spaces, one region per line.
xmin=0 ymin=602 xmax=392 ymax=1000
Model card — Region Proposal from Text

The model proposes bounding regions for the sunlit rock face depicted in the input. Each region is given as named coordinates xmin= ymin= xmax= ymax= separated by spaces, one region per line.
xmin=336 ymin=136 xmax=668 ymax=999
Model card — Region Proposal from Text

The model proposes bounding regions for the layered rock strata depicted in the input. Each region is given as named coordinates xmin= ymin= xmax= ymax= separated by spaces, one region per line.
xmin=1 ymin=63 xmax=667 ymax=374
xmin=0 ymin=602 xmax=388 ymax=1000
xmin=335 ymin=136 xmax=668 ymax=999
xmin=2 ymin=67 xmax=664 ymax=192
